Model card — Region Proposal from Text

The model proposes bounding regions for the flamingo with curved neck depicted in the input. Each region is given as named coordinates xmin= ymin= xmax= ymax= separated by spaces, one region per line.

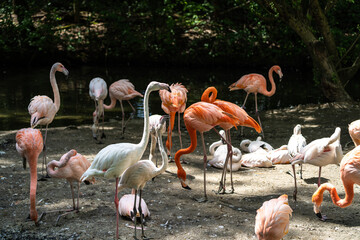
xmin=229 ymin=65 xmax=283 ymax=137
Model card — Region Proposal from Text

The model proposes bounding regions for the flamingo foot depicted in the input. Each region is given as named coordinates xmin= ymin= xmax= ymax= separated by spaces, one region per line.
xmin=315 ymin=212 xmax=328 ymax=221
xmin=293 ymin=189 xmax=297 ymax=202
xmin=55 ymin=208 xmax=79 ymax=226
xmin=194 ymin=196 xmax=208 ymax=203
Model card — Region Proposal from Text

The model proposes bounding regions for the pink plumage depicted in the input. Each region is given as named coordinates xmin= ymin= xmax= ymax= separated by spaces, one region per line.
xmin=255 ymin=194 xmax=293 ymax=240
xmin=119 ymin=191 xmax=150 ymax=221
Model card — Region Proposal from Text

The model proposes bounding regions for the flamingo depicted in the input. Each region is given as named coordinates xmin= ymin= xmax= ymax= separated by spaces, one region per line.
xmin=267 ymin=145 xmax=291 ymax=164
xmin=240 ymin=136 xmax=274 ymax=153
xmin=103 ymin=79 xmax=143 ymax=137
xmin=28 ymin=62 xmax=69 ymax=176
xmin=89 ymin=77 xmax=108 ymax=142
xmin=117 ymin=115 xmax=168 ymax=239
xmin=159 ymin=83 xmax=188 ymax=159
xmin=291 ymin=127 xmax=343 ymax=201
xmin=201 ymin=86 xmax=262 ymax=193
xmin=312 ymin=119 xmax=360 ymax=220
xmin=255 ymin=194 xmax=293 ymax=240
xmin=80 ymin=81 xmax=169 ymax=239
xmin=240 ymin=148 xmax=273 ymax=168
xmin=174 ymin=101 xmax=249 ymax=202
xmin=208 ymin=130 xmax=242 ymax=171
xmin=149 ymin=114 xmax=167 ymax=166
xmin=119 ymin=189 xmax=150 ymax=223
xmin=47 ymin=149 xmax=95 ymax=225
xmin=229 ymin=65 xmax=283 ymax=137
xmin=15 ymin=128 xmax=44 ymax=225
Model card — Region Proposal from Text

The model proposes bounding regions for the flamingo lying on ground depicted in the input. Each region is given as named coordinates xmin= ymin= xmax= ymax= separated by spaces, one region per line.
xmin=240 ymin=148 xmax=273 ymax=168
xmin=149 ymin=114 xmax=167 ymax=166
xmin=240 ymin=136 xmax=274 ymax=153
xmin=104 ymin=79 xmax=143 ymax=137
xmin=89 ymin=77 xmax=108 ymax=142
xmin=255 ymin=194 xmax=293 ymax=240
xmin=312 ymin=119 xmax=360 ymax=221
xmin=80 ymin=81 xmax=169 ymax=239
xmin=28 ymin=62 xmax=69 ymax=177
xmin=15 ymin=128 xmax=44 ymax=225
xmin=159 ymin=83 xmax=188 ymax=159
xmin=119 ymin=189 xmax=150 ymax=223
xmin=229 ymin=65 xmax=283 ymax=137
xmin=47 ymin=150 xmax=95 ymax=225
xmin=267 ymin=145 xmax=291 ymax=164
xmin=291 ymin=127 xmax=343 ymax=201
xmin=117 ymin=115 xmax=168 ymax=239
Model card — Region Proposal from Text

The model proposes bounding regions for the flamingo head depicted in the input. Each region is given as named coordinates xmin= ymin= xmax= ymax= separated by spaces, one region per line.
xmin=149 ymin=81 xmax=170 ymax=92
xmin=293 ymin=124 xmax=302 ymax=135
xmin=228 ymin=82 xmax=240 ymax=91
xmin=53 ymin=62 xmax=69 ymax=76
xmin=177 ymin=168 xmax=191 ymax=190
xmin=273 ymin=65 xmax=283 ymax=81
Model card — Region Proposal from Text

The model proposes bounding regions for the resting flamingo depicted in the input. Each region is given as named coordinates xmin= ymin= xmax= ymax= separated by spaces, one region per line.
xmin=104 ymin=79 xmax=143 ymax=137
xmin=149 ymin=114 xmax=167 ymax=166
xmin=291 ymin=127 xmax=343 ymax=201
xmin=28 ymin=62 xmax=69 ymax=176
xmin=80 ymin=81 xmax=169 ymax=239
xmin=229 ymin=65 xmax=283 ymax=137
xmin=255 ymin=194 xmax=293 ymax=240
xmin=47 ymin=149 xmax=95 ymax=225
xmin=240 ymin=136 xmax=274 ymax=153
xmin=174 ymin=101 xmax=246 ymax=202
xmin=312 ymin=119 xmax=360 ymax=221
xmin=119 ymin=189 xmax=150 ymax=223
xmin=15 ymin=128 xmax=44 ymax=225
xmin=117 ymin=115 xmax=168 ymax=239
xmin=240 ymin=148 xmax=273 ymax=168
xmin=159 ymin=83 xmax=188 ymax=159
xmin=201 ymin=86 xmax=262 ymax=193
xmin=89 ymin=77 xmax=108 ymax=142
xmin=267 ymin=145 xmax=291 ymax=164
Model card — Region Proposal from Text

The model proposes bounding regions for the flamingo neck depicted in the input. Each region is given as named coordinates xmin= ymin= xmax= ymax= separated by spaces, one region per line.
xmin=97 ymin=99 xmax=105 ymax=116
xmin=137 ymin=85 xmax=151 ymax=150
xmin=209 ymin=140 xmax=223 ymax=155
xmin=29 ymin=155 xmax=38 ymax=222
xmin=201 ymin=87 xmax=217 ymax=103
xmin=50 ymin=65 xmax=60 ymax=111
xmin=262 ymin=66 xmax=277 ymax=97
xmin=313 ymin=182 xmax=354 ymax=209
xmin=103 ymin=96 xmax=117 ymax=109
xmin=155 ymin=132 xmax=168 ymax=176
xmin=47 ymin=150 xmax=75 ymax=178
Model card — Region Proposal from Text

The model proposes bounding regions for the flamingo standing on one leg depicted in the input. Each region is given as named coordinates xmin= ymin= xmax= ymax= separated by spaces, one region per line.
xmin=80 ymin=81 xmax=169 ymax=239
xmin=291 ymin=127 xmax=343 ymax=201
xmin=117 ymin=115 xmax=168 ymax=239
xmin=89 ymin=77 xmax=108 ymax=142
xmin=149 ymin=114 xmax=167 ymax=166
xmin=201 ymin=86 xmax=262 ymax=193
xmin=15 ymin=128 xmax=44 ymax=225
xmin=47 ymin=149 xmax=95 ymax=225
xmin=103 ymin=79 xmax=143 ymax=137
xmin=255 ymin=194 xmax=293 ymax=240
xmin=159 ymin=83 xmax=188 ymax=159
xmin=28 ymin=62 xmax=69 ymax=177
xmin=229 ymin=65 xmax=283 ymax=138
xmin=312 ymin=119 xmax=360 ymax=221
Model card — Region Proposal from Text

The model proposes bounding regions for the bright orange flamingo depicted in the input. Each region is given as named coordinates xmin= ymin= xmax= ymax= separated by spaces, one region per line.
xmin=229 ymin=65 xmax=283 ymax=137
xmin=47 ymin=149 xmax=95 ymax=225
xmin=312 ymin=119 xmax=360 ymax=221
xmin=15 ymin=128 xmax=44 ymax=225
xmin=201 ymin=86 xmax=261 ymax=193
xmin=28 ymin=62 xmax=69 ymax=176
xmin=104 ymin=79 xmax=143 ymax=137
xmin=174 ymin=101 xmax=243 ymax=202
xmin=159 ymin=83 xmax=188 ymax=159
xmin=255 ymin=194 xmax=293 ymax=240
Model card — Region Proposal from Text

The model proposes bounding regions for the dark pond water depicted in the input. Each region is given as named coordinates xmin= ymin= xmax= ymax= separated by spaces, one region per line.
xmin=0 ymin=64 xmax=358 ymax=131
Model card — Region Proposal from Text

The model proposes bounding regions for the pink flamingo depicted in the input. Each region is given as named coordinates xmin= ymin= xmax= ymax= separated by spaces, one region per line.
xmin=103 ymin=79 xmax=143 ymax=137
xmin=47 ymin=149 xmax=95 ymax=225
xmin=229 ymin=65 xmax=283 ymax=137
xmin=312 ymin=119 xmax=360 ymax=221
xmin=119 ymin=189 xmax=150 ymax=223
xmin=89 ymin=77 xmax=108 ymax=142
xmin=80 ymin=81 xmax=169 ymax=239
xmin=15 ymin=128 xmax=44 ymax=225
xmin=28 ymin=62 xmax=69 ymax=176
xmin=255 ymin=194 xmax=293 ymax=240
xmin=159 ymin=83 xmax=188 ymax=159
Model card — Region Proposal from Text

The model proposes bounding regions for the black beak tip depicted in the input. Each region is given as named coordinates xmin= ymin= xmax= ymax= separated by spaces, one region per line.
xmin=183 ymin=185 xmax=191 ymax=190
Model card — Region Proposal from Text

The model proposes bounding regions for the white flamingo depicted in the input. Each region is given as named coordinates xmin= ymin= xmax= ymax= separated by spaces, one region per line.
xmin=117 ymin=115 xmax=168 ymax=239
xmin=80 ymin=81 xmax=169 ymax=239
xmin=89 ymin=77 xmax=108 ymax=142
xmin=291 ymin=127 xmax=343 ymax=201
xmin=267 ymin=145 xmax=291 ymax=164
xmin=288 ymin=124 xmax=307 ymax=180
xmin=240 ymin=136 xmax=274 ymax=153
xmin=149 ymin=114 xmax=167 ymax=166
xmin=28 ymin=62 xmax=69 ymax=176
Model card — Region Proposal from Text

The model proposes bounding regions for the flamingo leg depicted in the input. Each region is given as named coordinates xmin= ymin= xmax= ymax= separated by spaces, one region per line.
xmin=115 ymin=177 xmax=120 ymax=239
xmin=76 ymin=182 xmax=80 ymax=210
xmin=132 ymin=189 xmax=138 ymax=239
xmin=254 ymin=93 xmax=264 ymax=138
xmin=299 ymin=164 xmax=303 ymax=179
xmin=42 ymin=124 xmax=49 ymax=178
xmin=139 ymin=189 xmax=147 ymax=239
xmin=198 ymin=133 xmax=208 ymax=202
xmin=55 ymin=182 xmax=79 ymax=226
xmin=101 ymin=110 xmax=106 ymax=140
xmin=292 ymin=164 xmax=297 ymax=201
xmin=178 ymin=111 xmax=183 ymax=149
xmin=318 ymin=166 xmax=322 ymax=187
xmin=227 ymin=131 xmax=234 ymax=193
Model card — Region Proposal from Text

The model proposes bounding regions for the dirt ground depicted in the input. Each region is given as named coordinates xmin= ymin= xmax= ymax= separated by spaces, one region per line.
xmin=1 ymin=102 xmax=360 ymax=240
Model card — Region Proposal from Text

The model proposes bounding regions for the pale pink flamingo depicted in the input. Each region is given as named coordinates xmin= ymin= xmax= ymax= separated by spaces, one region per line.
xmin=103 ymin=79 xmax=143 ymax=137
xmin=80 ymin=81 xmax=169 ymax=239
xmin=47 ymin=149 xmax=95 ymax=225
xmin=240 ymin=136 xmax=274 ymax=153
xmin=159 ymin=83 xmax=188 ymax=159
xmin=149 ymin=114 xmax=167 ymax=166
xmin=312 ymin=119 xmax=360 ymax=220
xmin=119 ymin=189 xmax=150 ymax=223
xmin=89 ymin=77 xmax=108 ymax=142
xmin=15 ymin=128 xmax=44 ymax=225
xmin=229 ymin=65 xmax=283 ymax=137
xmin=28 ymin=62 xmax=69 ymax=176
xmin=267 ymin=145 xmax=291 ymax=164
xmin=255 ymin=194 xmax=293 ymax=240
xmin=240 ymin=148 xmax=273 ymax=168
xmin=201 ymin=86 xmax=262 ymax=193
xmin=117 ymin=115 xmax=168 ymax=239
xmin=291 ymin=127 xmax=343 ymax=201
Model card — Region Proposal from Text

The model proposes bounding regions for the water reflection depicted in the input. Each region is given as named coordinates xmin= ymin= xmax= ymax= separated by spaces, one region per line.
xmin=1 ymin=64 xmax=355 ymax=131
